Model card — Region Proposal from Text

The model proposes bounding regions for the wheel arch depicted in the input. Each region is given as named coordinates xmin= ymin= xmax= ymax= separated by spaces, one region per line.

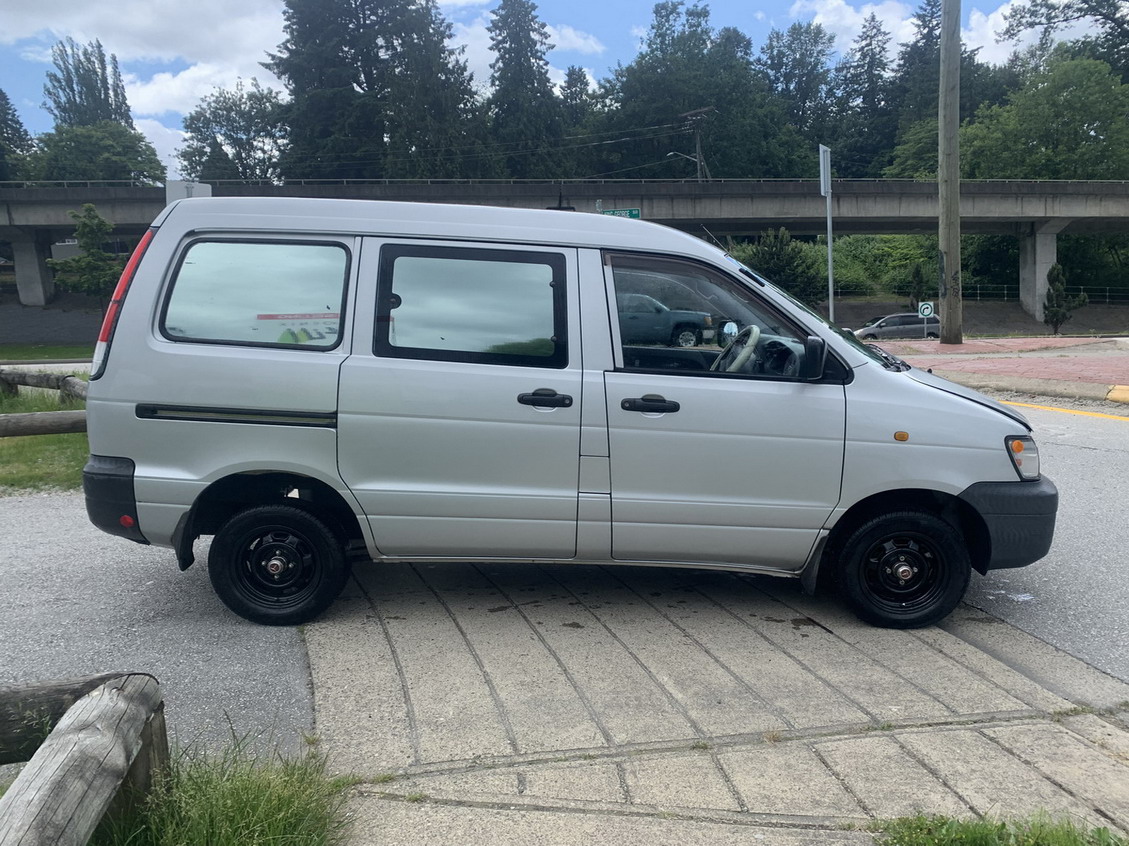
xmin=821 ymin=488 xmax=991 ymax=580
xmin=173 ymin=471 xmax=365 ymax=571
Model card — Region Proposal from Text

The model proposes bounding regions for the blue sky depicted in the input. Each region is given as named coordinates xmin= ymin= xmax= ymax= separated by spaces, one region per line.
xmin=0 ymin=0 xmax=1079 ymax=177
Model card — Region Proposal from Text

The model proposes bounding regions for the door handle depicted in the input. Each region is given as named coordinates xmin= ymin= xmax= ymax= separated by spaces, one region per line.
xmin=518 ymin=388 xmax=573 ymax=408
xmin=621 ymin=394 xmax=680 ymax=413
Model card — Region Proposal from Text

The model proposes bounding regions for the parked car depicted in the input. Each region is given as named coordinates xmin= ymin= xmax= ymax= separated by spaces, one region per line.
xmin=83 ymin=197 xmax=1056 ymax=630
xmin=854 ymin=313 xmax=940 ymax=340
xmin=617 ymin=292 xmax=713 ymax=347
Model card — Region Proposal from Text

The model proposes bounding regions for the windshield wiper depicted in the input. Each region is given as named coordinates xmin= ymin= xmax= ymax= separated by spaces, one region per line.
xmin=865 ymin=343 xmax=912 ymax=372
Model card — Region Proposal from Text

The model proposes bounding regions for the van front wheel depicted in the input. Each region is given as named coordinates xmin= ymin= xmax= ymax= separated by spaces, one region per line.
xmin=837 ymin=511 xmax=971 ymax=629
xmin=208 ymin=505 xmax=350 ymax=626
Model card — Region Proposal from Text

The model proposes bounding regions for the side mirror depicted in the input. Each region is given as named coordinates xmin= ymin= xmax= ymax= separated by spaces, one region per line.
xmin=800 ymin=336 xmax=826 ymax=381
xmin=720 ymin=321 xmax=738 ymax=348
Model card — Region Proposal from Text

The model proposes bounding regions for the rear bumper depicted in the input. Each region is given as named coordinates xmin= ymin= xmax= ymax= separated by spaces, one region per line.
xmin=83 ymin=454 xmax=148 ymax=544
xmin=959 ymin=476 xmax=1057 ymax=571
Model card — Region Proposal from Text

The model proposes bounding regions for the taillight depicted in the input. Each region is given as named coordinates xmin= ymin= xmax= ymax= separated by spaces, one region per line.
xmin=91 ymin=228 xmax=156 ymax=379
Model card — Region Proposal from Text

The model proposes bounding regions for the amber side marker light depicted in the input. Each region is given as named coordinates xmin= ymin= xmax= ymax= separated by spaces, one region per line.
xmin=894 ymin=431 xmax=910 ymax=442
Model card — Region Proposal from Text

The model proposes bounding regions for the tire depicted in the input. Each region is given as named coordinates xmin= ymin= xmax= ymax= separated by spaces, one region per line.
xmin=837 ymin=511 xmax=971 ymax=629
xmin=926 ymin=332 xmax=939 ymax=339
xmin=208 ymin=505 xmax=350 ymax=626
xmin=671 ymin=326 xmax=702 ymax=348
xmin=862 ymin=334 xmax=877 ymax=341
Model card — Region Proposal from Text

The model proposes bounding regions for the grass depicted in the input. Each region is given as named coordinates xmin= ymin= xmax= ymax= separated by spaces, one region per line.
xmin=874 ymin=814 xmax=1127 ymax=846
xmin=0 ymin=387 xmax=88 ymax=494
xmin=90 ymin=744 xmax=354 ymax=846
xmin=0 ymin=343 xmax=94 ymax=361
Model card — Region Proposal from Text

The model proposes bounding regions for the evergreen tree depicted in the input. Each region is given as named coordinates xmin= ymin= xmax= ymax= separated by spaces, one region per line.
xmin=178 ymin=79 xmax=287 ymax=182
xmin=487 ymin=0 xmax=563 ymax=178
xmin=46 ymin=204 xmax=126 ymax=301
xmin=267 ymin=0 xmax=483 ymax=179
xmin=757 ymin=22 xmax=836 ymax=138
xmin=831 ymin=15 xmax=897 ymax=176
xmin=1043 ymin=262 xmax=1087 ymax=333
xmin=0 ymin=88 xmax=32 ymax=181
xmin=43 ymin=38 xmax=133 ymax=128
xmin=597 ymin=2 xmax=807 ymax=179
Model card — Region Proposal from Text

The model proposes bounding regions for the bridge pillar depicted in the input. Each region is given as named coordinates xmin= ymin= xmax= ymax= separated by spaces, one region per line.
xmin=1018 ymin=220 xmax=1070 ymax=323
xmin=10 ymin=230 xmax=55 ymax=307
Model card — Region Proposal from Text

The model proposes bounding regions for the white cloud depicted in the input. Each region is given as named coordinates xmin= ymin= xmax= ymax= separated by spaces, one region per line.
xmin=789 ymin=0 xmax=916 ymax=55
xmin=451 ymin=14 xmax=495 ymax=90
xmin=2 ymin=0 xmax=287 ymax=121
xmin=136 ymin=117 xmax=187 ymax=180
xmin=546 ymin=24 xmax=605 ymax=55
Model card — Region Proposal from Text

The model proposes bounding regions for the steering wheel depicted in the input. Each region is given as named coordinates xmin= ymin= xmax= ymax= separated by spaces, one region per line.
xmin=761 ymin=339 xmax=799 ymax=376
xmin=710 ymin=324 xmax=761 ymax=373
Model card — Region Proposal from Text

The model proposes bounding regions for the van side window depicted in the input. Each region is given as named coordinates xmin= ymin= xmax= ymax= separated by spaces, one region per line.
xmin=375 ymin=244 xmax=567 ymax=368
xmin=162 ymin=240 xmax=348 ymax=348
xmin=608 ymin=254 xmax=811 ymax=378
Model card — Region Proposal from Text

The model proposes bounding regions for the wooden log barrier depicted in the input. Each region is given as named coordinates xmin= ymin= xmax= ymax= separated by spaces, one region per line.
xmin=0 ymin=411 xmax=87 ymax=437
xmin=0 ymin=673 xmax=168 ymax=846
xmin=0 ymin=370 xmax=88 ymax=400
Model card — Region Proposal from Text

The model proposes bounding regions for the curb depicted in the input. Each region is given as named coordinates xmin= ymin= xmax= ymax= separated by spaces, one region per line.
xmin=929 ymin=370 xmax=1129 ymax=406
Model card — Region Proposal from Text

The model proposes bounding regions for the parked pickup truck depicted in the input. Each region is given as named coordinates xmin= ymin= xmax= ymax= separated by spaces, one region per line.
xmin=618 ymin=292 xmax=714 ymax=347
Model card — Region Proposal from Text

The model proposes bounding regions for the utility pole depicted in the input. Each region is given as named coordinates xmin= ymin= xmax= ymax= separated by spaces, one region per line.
xmin=938 ymin=0 xmax=963 ymax=343
xmin=819 ymin=145 xmax=835 ymax=323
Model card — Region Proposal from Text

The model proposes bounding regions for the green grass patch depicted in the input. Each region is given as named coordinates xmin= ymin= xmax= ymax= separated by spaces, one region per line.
xmin=874 ymin=814 xmax=1127 ymax=845
xmin=0 ymin=387 xmax=87 ymax=494
xmin=91 ymin=745 xmax=353 ymax=846
xmin=0 ymin=343 xmax=94 ymax=361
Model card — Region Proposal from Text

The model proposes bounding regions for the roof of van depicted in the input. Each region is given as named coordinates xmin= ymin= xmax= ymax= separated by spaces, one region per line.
xmin=156 ymin=196 xmax=725 ymax=263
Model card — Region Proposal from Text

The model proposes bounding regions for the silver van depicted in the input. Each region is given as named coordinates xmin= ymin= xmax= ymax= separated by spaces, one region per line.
xmin=83 ymin=197 xmax=1057 ymax=629
xmin=855 ymin=312 xmax=941 ymax=340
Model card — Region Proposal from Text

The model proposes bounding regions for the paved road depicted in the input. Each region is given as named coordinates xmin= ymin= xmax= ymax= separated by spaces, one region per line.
xmin=963 ymin=399 xmax=1129 ymax=684
xmin=0 ymin=492 xmax=313 ymax=753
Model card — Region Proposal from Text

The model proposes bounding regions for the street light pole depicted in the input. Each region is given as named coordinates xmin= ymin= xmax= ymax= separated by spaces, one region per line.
xmin=939 ymin=0 xmax=963 ymax=343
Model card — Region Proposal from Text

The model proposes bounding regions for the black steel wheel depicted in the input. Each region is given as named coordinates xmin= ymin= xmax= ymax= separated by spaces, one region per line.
xmin=208 ymin=505 xmax=349 ymax=625
xmin=837 ymin=511 xmax=971 ymax=628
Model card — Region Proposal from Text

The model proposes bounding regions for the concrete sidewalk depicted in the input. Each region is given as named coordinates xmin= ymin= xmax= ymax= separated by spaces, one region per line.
xmin=308 ymin=564 xmax=1129 ymax=845
xmin=879 ymin=336 xmax=1129 ymax=404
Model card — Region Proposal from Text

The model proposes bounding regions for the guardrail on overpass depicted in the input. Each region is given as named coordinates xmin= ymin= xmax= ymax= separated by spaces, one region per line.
xmin=4 ymin=179 xmax=1129 ymax=316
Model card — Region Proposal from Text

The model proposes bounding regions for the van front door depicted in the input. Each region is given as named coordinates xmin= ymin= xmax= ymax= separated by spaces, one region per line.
xmin=338 ymin=241 xmax=582 ymax=558
xmin=603 ymin=254 xmax=846 ymax=570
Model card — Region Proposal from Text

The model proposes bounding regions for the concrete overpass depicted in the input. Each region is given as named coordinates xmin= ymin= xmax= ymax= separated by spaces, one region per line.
xmin=5 ymin=179 xmax=1129 ymax=319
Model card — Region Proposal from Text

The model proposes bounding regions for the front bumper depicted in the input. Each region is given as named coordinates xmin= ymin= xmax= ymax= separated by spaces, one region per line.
xmin=83 ymin=454 xmax=148 ymax=544
xmin=958 ymin=476 xmax=1058 ymax=571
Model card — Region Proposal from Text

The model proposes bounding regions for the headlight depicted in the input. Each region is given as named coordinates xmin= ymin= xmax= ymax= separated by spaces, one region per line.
xmin=1006 ymin=436 xmax=1040 ymax=480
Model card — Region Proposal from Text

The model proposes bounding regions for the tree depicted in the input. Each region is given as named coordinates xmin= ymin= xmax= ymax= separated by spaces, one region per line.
xmin=1002 ymin=0 xmax=1129 ymax=77
xmin=487 ymin=0 xmax=563 ymax=177
xmin=730 ymin=229 xmax=824 ymax=305
xmin=1043 ymin=262 xmax=1087 ymax=333
xmin=267 ymin=0 xmax=484 ymax=179
xmin=0 ymin=88 xmax=32 ymax=181
xmin=43 ymin=38 xmax=132 ymax=128
xmin=46 ymin=204 xmax=126 ymax=301
xmin=962 ymin=59 xmax=1129 ymax=179
xmin=832 ymin=14 xmax=897 ymax=176
xmin=596 ymin=3 xmax=807 ymax=179
xmin=757 ymin=22 xmax=836 ymax=138
xmin=26 ymin=121 xmax=166 ymax=183
xmin=178 ymin=79 xmax=287 ymax=182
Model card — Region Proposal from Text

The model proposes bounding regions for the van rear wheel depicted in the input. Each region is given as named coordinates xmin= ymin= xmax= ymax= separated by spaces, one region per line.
xmin=837 ymin=511 xmax=970 ymax=629
xmin=208 ymin=505 xmax=349 ymax=626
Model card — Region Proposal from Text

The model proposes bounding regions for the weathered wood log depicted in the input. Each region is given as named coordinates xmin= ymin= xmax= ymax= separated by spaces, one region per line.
xmin=0 ymin=370 xmax=88 ymax=400
xmin=0 ymin=411 xmax=87 ymax=437
xmin=60 ymin=376 xmax=88 ymax=401
xmin=0 ymin=672 xmax=127 ymax=765
xmin=0 ymin=674 xmax=167 ymax=846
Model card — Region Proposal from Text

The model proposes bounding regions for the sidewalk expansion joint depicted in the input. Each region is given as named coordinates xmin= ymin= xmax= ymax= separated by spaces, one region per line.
xmin=374 ymin=708 xmax=1049 ymax=780
xmin=354 ymin=788 xmax=875 ymax=836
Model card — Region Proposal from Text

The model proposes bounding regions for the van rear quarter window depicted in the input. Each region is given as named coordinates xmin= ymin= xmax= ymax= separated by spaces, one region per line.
xmin=375 ymin=244 xmax=567 ymax=368
xmin=161 ymin=240 xmax=349 ymax=348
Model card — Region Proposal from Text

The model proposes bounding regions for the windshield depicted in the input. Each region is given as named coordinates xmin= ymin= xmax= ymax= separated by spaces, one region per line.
xmin=724 ymin=254 xmax=893 ymax=368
